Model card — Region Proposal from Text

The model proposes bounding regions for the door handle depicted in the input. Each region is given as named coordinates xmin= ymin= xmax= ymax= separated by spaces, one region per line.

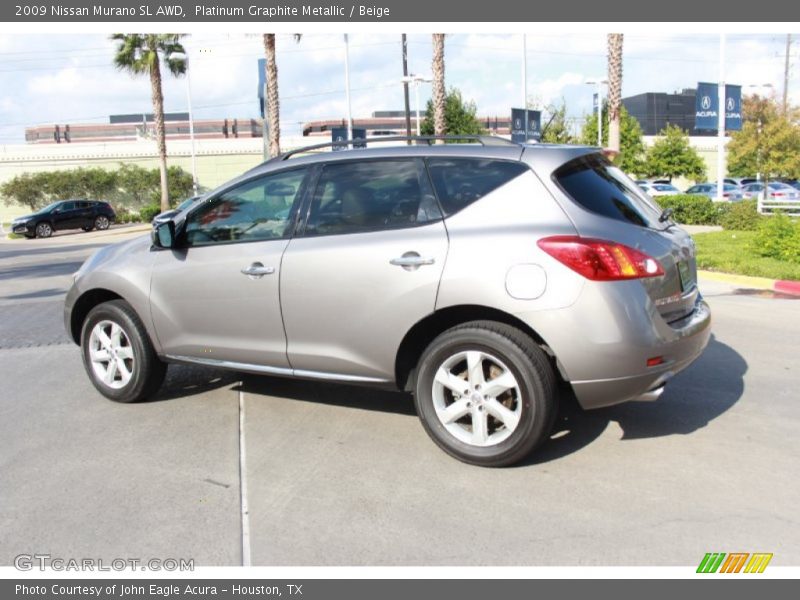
xmin=390 ymin=252 xmax=436 ymax=270
xmin=241 ymin=262 xmax=275 ymax=279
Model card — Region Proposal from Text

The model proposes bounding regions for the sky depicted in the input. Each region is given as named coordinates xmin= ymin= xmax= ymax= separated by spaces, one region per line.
xmin=0 ymin=32 xmax=797 ymax=144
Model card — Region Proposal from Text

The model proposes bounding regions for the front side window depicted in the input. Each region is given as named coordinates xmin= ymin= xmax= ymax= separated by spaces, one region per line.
xmin=426 ymin=158 xmax=529 ymax=216
xmin=184 ymin=168 xmax=307 ymax=246
xmin=305 ymin=159 xmax=441 ymax=236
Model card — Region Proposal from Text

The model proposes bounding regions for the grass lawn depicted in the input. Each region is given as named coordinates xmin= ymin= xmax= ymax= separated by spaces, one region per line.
xmin=693 ymin=230 xmax=800 ymax=281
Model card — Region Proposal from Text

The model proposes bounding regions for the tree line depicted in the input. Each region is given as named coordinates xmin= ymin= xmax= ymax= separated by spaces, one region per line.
xmin=0 ymin=164 xmax=194 ymax=213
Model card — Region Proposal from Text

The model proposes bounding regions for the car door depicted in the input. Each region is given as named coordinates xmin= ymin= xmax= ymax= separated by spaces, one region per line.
xmin=280 ymin=158 xmax=448 ymax=382
xmin=149 ymin=167 xmax=310 ymax=369
xmin=53 ymin=201 xmax=76 ymax=229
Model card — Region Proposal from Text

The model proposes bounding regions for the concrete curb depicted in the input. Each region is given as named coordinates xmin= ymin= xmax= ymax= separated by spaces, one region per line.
xmin=699 ymin=269 xmax=800 ymax=296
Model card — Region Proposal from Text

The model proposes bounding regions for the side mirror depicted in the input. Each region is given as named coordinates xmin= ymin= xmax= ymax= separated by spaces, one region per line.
xmin=152 ymin=220 xmax=176 ymax=249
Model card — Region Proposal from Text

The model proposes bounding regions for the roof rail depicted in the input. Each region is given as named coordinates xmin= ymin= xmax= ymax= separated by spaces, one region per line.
xmin=271 ymin=135 xmax=519 ymax=162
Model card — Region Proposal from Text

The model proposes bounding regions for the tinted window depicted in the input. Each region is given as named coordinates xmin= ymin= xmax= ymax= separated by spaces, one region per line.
xmin=426 ymin=158 xmax=528 ymax=216
xmin=60 ymin=201 xmax=75 ymax=211
xmin=554 ymin=153 xmax=662 ymax=228
xmin=305 ymin=159 xmax=440 ymax=236
xmin=184 ymin=168 xmax=307 ymax=246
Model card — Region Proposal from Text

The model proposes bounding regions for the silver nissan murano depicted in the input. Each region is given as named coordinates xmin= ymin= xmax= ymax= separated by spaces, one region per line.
xmin=65 ymin=136 xmax=711 ymax=466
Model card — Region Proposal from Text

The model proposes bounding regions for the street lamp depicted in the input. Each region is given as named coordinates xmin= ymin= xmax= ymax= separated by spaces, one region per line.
xmin=746 ymin=83 xmax=774 ymax=95
xmin=401 ymin=73 xmax=432 ymax=136
xmin=585 ymin=78 xmax=608 ymax=147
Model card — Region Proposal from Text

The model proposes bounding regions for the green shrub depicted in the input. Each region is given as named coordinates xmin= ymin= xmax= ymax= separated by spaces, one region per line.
xmin=752 ymin=213 xmax=800 ymax=264
xmin=719 ymin=200 xmax=763 ymax=231
xmin=656 ymin=194 xmax=724 ymax=225
xmin=138 ymin=204 xmax=161 ymax=223
xmin=114 ymin=208 xmax=143 ymax=224
xmin=1 ymin=164 xmax=195 ymax=213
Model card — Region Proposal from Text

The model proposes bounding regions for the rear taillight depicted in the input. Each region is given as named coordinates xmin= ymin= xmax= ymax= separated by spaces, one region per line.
xmin=773 ymin=192 xmax=785 ymax=197
xmin=537 ymin=236 xmax=665 ymax=281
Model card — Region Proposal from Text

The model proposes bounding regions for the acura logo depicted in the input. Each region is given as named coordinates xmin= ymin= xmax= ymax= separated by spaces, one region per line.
xmin=701 ymin=96 xmax=712 ymax=110
xmin=726 ymin=97 xmax=735 ymax=111
xmin=514 ymin=118 xmax=522 ymax=129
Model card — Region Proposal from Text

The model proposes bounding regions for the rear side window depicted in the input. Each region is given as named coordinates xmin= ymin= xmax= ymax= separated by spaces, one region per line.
xmin=554 ymin=154 xmax=662 ymax=228
xmin=305 ymin=159 xmax=441 ymax=236
xmin=426 ymin=158 xmax=528 ymax=216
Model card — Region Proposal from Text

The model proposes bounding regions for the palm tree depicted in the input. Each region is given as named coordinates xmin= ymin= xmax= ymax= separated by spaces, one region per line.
xmin=263 ymin=34 xmax=302 ymax=158
xmin=111 ymin=34 xmax=186 ymax=212
xmin=432 ymin=34 xmax=446 ymax=141
xmin=607 ymin=33 xmax=624 ymax=155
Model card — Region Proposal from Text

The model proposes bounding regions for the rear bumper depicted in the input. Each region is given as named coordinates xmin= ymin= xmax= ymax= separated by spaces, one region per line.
xmin=516 ymin=282 xmax=712 ymax=410
xmin=573 ymin=296 xmax=711 ymax=409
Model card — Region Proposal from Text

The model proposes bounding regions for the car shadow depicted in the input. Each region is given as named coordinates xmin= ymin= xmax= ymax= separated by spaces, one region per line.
xmin=0 ymin=260 xmax=85 ymax=281
xmin=239 ymin=375 xmax=416 ymax=416
xmin=523 ymin=333 xmax=746 ymax=466
xmin=146 ymin=364 xmax=241 ymax=403
xmin=0 ymin=243 xmax=106 ymax=261
xmin=151 ymin=334 xmax=744 ymax=465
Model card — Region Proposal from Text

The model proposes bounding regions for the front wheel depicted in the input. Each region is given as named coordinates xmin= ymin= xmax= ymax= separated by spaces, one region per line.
xmin=80 ymin=300 xmax=166 ymax=403
xmin=414 ymin=321 xmax=557 ymax=467
xmin=35 ymin=222 xmax=52 ymax=238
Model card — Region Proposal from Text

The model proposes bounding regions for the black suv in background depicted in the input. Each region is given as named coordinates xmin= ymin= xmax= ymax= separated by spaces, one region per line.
xmin=12 ymin=200 xmax=116 ymax=238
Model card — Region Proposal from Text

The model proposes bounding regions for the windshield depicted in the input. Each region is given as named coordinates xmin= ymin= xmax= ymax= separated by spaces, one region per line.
xmin=37 ymin=202 xmax=62 ymax=213
xmin=554 ymin=153 xmax=664 ymax=229
xmin=177 ymin=196 xmax=200 ymax=211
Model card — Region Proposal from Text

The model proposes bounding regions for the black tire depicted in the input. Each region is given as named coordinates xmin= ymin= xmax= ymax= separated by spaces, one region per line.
xmin=94 ymin=215 xmax=110 ymax=230
xmin=80 ymin=299 xmax=166 ymax=403
xmin=414 ymin=321 xmax=557 ymax=467
xmin=35 ymin=222 xmax=53 ymax=238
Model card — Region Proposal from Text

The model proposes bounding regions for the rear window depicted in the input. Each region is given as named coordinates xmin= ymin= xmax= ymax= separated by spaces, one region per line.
xmin=553 ymin=154 xmax=662 ymax=228
xmin=426 ymin=158 xmax=528 ymax=216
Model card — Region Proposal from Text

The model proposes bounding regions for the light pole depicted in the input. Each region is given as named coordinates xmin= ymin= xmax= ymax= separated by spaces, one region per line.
xmin=401 ymin=74 xmax=432 ymax=136
xmin=178 ymin=46 xmax=198 ymax=196
xmin=746 ymin=84 xmax=773 ymax=183
xmin=585 ymin=78 xmax=608 ymax=147
xmin=343 ymin=34 xmax=354 ymax=143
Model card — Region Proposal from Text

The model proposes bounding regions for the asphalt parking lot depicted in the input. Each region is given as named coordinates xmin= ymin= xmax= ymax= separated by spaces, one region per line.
xmin=1 ymin=228 xmax=798 ymax=567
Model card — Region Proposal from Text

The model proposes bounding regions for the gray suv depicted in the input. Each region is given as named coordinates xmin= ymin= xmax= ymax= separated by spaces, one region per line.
xmin=65 ymin=136 xmax=711 ymax=467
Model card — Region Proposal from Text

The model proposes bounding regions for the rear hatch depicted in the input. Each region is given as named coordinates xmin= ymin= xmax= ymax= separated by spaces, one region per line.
xmin=550 ymin=153 xmax=698 ymax=324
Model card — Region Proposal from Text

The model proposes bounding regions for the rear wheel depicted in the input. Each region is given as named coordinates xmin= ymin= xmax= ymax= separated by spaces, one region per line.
xmin=414 ymin=321 xmax=557 ymax=467
xmin=80 ymin=300 xmax=166 ymax=403
xmin=94 ymin=215 xmax=110 ymax=230
xmin=35 ymin=222 xmax=52 ymax=238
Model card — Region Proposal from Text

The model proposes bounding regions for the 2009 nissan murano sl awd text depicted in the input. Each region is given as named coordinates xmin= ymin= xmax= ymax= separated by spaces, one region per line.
xmin=65 ymin=136 xmax=711 ymax=467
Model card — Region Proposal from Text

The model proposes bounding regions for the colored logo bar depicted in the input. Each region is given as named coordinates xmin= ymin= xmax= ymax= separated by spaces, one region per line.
xmin=697 ymin=553 xmax=773 ymax=573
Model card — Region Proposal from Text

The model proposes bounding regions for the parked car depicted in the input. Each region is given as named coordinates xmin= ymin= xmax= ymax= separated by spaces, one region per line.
xmin=724 ymin=177 xmax=757 ymax=187
xmin=740 ymin=182 xmax=800 ymax=200
xmin=65 ymin=136 xmax=711 ymax=467
xmin=12 ymin=200 xmax=115 ymax=238
xmin=685 ymin=183 xmax=744 ymax=201
xmin=639 ymin=182 xmax=681 ymax=197
xmin=152 ymin=195 xmax=203 ymax=226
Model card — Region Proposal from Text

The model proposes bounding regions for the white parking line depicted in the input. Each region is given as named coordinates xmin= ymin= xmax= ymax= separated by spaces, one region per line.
xmin=238 ymin=385 xmax=252 ymax=566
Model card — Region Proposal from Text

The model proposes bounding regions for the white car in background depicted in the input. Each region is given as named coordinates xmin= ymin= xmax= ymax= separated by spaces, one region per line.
xmin=638 ymin=182 xmax=682 ymax=197
xmin=740 ymin=182 xmax=800 ymax=201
